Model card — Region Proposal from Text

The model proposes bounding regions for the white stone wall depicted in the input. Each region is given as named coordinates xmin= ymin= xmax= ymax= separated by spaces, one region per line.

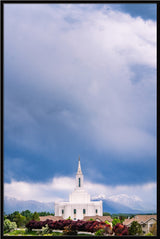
xmin=55 ymin=200 xmax=103 ymax=220
xmin=69 ymin=189 xmax=90 ymax=203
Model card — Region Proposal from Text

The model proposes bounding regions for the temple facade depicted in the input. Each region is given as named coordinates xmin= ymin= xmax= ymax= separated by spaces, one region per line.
xmin=54 ymin=158 xmax=103 ymax=220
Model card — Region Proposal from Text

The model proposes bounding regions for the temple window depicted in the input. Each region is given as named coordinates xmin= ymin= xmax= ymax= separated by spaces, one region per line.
xmin=79 ymin=178 xmax=81 ymax=187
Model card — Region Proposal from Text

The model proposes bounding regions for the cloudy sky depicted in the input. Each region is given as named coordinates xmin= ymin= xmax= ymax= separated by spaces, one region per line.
xmin=4 ymin=3 xmax=157 ymax=212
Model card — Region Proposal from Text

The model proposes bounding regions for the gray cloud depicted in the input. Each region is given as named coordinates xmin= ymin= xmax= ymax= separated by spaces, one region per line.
xmin=4 ymin=4 xmax=156 ymax=161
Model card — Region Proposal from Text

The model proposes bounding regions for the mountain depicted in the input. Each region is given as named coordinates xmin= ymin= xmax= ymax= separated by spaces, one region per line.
xmin=92 ymin=194 xmax=155 ymax=214
xmin=4 ymin=196 xmax=155 ymax=215
xmin=4 ymin=196 xmax=54 ymax=214
xmin=102 ymin=199 xmax=145 ymax=214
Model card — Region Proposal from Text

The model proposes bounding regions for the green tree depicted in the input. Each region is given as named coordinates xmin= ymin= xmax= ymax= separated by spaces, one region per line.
xmin=128 ymin=221 xmax=143 ymax=235
xmin=4 ymin=219 xmax=17 ymax=233
xmin=112 ymin=218 xmax=121 ymax=227
xmin=119 ymin=216 xmax=125 ymax=223
xmin=7 ymin=211 xmax=19 ymax=222
xmin=13 ymin=213 xmax=26 ymax=228
xmin=21 ymin=210 xmax=32 ymax=218
xmin=38 ymin=211 xmax=54 ymax=216
xmin=21 ymin=210 xmax=33 ymax=224
xmin=103 ymin=212 xmax=111 ymax=216
xmin=32 ymin=212 xmax=40 ymax=221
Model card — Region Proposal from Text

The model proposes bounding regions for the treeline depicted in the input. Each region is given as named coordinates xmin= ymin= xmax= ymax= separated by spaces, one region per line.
xmin=4 ymin=210 xmax=54 ymax=228
xmin=103 ymin=212 xmax=134 ymax=219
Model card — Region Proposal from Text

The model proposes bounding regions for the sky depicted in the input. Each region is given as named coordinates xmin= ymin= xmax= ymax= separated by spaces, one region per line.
xmin=4 ymin=3 xmax=157 ymax=213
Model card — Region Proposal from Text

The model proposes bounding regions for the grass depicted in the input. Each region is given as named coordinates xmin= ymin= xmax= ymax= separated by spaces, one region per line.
xmin=4 ymin=229 xmax=94 ymax=236
xmin=4 ymin=230 xmax=40 ymax=236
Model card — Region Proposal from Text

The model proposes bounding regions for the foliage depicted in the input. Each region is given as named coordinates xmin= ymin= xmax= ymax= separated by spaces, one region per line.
xmin=26 ymin=219 xmax=113 ymax=233
xmin=7 ymin=211 xmax=20 ymax=222
xmin=113 ymin=223 xmax=129 ymax=236
xmin=89 ymin=218 xmax=94 ymax=221
xmin=4 ymin=219 xmax=17 ymax=233
xmin=103 ymin=212 xmax=111 ymax=216
xmin=105 ymin=220 xmax=111 ymax=225
xmin=128 ymin=221 xmax=143 ymax=235
xmin=4 ymin=229 xmax=38 ymax=236
xmin=119 ymin=216 xmax=126 ymax=223
xmin=13 ymin=213 xmax=26 ymax=227
xmin=112 ymin=218 xmax=121 ymax=227
xmin=145 ymin=232 xmax=153 ymax=236
xmin=94 ymin=223 xmax=112 ymax=236
xmin=63 ymin=224 xmax=77 ymax=235
xmin=95 ymin=229 xmax=105 ymax=236
xmin=21 ymin=210 xmax=33 ymax=218
xmin=32 ymin=212 xmax=40 ymax=221
xmin=43 ymin=233 xmax=53 ymax=236
xmin=41 ymin=224 xmax=52 ymax=235
xmin=38 ymin=211 xmax=54 ymax=216
xmin=66 ymin=216 xmax=72 ymax=220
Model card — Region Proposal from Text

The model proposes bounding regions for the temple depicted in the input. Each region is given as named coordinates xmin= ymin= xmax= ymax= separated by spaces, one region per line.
xmin=54 ymin=157 xmax=103 ymax=220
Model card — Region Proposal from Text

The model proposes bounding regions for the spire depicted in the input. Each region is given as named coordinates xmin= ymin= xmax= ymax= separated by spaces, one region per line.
xmin=77 ymin=156 xmax=82 ymax=175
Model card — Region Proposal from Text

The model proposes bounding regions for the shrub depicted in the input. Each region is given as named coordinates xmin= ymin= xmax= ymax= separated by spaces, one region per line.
xmin=41 ymin=224 xmax=52 ymax=235
xmin=26 ymin=219 xmax=113 ymax=234
xmin=105 ymin=220 xmax=110 ymax=225
xmin=4 ymin=219 xmax=17 ymax=233
xmin=63 ymin=224 xmax=77 ymax=235
xmin=113 ymin=223 xmax=129 ymax=236
xmin=145 ymin=232 xmax=153 ymax=236
xmin=112 ymin=218 xmax=121 ymax=227
xmin=95 ymin=229 xmax=105 ymax=236
xmin=128 ymin=221 xmax=142 ymax=235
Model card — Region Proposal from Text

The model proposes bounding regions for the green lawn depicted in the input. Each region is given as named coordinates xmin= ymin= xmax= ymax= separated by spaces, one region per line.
xmin=4 ymin=230 xmax=93 ymax=236
xmin=4 ymin=230 xmax=38 ymax=236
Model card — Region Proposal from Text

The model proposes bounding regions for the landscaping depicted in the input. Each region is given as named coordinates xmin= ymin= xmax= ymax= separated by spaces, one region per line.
xmin=4 ymin=218 xmax=130 ymax=236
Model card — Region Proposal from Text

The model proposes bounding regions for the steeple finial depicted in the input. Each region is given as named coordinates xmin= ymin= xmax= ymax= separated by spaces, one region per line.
xmin=77 ymin=156 xmax=82 ymax=174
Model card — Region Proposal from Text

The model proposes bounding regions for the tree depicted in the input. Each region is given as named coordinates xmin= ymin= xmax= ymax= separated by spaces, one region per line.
xmin=13 ymin=213 xmax=26 ymax=228
xmin=38 ymin=211 xmax=54 ymax=216
xmin=21 ymin=210 xmax=32 ymax=218
xmin=32 ymin=212 xmax=40 ymax=221
xmin=112 ymin=218 xmax=121 ymax=227
xmin=4 ymin=219 xmax=17 ymax=233
xmin=7 ymin=211 xmax=20 ymax=222
xmin=103 ymin=212 xmax=111 ymax=216
xmin=128 ymin=221 xmax=143 ymax=235
xmin=119 ymin=216 xmax=125 ymax=223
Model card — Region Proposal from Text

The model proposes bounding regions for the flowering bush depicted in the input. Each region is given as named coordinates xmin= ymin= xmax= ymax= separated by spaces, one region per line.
xmin=63 ymin=224 xmax=77 ymax=235
xmin=26 ymin=219 xmax=113 ymax=233
xmin=113 ymin=223 xmax=129 ymax=236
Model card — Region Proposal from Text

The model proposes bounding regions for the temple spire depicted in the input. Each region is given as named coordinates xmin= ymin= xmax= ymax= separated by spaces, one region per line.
xmin=76 ymin=156 xmax=83 ymax=189
xmin=77 ymin=156 xmax=82 ymax=175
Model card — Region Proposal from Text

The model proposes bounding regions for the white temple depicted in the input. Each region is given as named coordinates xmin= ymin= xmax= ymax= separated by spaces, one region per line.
xmin=54 ymin=157 xmax=103 ymax=220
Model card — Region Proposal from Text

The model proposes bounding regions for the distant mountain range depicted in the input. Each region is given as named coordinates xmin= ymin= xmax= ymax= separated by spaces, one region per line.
xmin=4 ymin=196 xmax=155 ymax=215
xmin=4 ymin=196 xmax=54 ymax=214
